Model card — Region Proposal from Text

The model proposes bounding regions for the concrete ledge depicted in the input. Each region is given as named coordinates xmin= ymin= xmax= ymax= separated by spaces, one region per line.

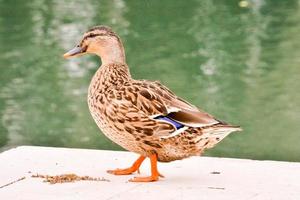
xmin=0 ymin=146 xmax=299 ymax=199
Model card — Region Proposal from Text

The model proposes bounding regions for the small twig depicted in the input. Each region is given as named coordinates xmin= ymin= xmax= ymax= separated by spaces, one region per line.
xmin=208 ymin=186 xmax=225 ymax=190
xmin=0 ymin=177 xmax=26 ymax=189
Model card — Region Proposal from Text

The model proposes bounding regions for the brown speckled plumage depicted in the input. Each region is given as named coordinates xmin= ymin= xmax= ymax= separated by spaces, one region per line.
xmin=87 ymin=63 xmax=241 ymax=162
xmin=64 ymin=25 xmax=241 ymax=181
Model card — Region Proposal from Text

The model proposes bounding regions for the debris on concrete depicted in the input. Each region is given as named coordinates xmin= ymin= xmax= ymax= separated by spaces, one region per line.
xmin=31 ymin=173 xmax=110 ymax=184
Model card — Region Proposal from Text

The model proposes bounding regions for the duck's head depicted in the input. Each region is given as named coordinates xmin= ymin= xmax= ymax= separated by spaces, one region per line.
xmin=63 ymin=25 xmax=125 ymax=64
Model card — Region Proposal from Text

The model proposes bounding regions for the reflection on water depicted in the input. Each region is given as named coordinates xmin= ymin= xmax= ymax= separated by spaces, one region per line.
xmin=0 ymin=0 xmax=299 ymax=161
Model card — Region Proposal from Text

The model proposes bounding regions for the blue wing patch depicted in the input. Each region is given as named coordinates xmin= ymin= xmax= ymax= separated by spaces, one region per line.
xmin=154 ymin=115 xmax=184 ymax=129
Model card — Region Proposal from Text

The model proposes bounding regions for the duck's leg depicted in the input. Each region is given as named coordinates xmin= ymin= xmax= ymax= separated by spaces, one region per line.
xmin=129 ymin=154 xmax=161 ymax=182
xmin=107 ymin=155 xmax=146 ymax=175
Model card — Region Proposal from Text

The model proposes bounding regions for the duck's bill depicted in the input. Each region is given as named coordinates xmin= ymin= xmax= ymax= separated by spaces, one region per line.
xmin=63 ymin=46 xmax=86 ymax=58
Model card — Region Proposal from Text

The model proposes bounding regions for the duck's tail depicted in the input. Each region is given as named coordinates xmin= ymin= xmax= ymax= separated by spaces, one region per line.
xmin=197 ymin=124 xmax=242 ymax=148
xmin=203 ymin=124 xmax=242 ymax=135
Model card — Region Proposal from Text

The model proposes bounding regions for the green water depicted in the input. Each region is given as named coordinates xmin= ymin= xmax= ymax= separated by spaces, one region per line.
xmin=0 ymin=0 xmax=299 ymax=161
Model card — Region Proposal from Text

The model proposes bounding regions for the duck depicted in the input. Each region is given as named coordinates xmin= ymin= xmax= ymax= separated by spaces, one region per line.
xmin=63 ymin=25 xmax=241 ymax=182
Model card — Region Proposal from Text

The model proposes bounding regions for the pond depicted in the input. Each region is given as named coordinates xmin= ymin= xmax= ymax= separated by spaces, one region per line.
xmin=0 ymin=0 xmax=299 ymax=161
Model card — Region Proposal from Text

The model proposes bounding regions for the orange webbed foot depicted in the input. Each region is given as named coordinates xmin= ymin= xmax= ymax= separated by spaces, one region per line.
xmin=107 ymin=154 xmax=163 ymax=182
xmin=107 ymin=155 xmax=145 ymax=176
xmin=107 ymin=168 xmax=136 ymax=175
xmin=128 ymin=154 xmax=162 ymax=182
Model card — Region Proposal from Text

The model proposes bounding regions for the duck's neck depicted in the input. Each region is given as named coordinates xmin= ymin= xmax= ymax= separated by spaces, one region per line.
xmin=95 ymin=40 xmax=126 ymax=65
xmin=89 ymin=39 xmax=130 ymax=94
xmin=89 ymin=63 xmax=131 ymax=95
xmin=100 ymin=63 xmax=131 ymax=84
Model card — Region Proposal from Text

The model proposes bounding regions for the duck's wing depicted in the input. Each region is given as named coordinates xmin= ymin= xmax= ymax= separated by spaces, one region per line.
xmin=134 ymin=80 xmax=220 ymax=128
xmin=104 ymin=98 xmax=176 ymax=138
